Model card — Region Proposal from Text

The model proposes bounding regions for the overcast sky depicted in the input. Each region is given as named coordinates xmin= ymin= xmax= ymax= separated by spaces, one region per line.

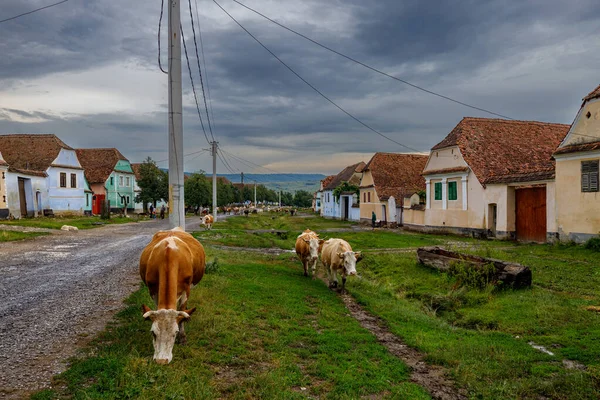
xmin=0 ymin=0 xmax=598 ymax=175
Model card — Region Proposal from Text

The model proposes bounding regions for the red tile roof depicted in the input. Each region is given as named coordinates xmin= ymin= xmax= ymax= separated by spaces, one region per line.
xmin=76 ymin=148 xmax=130 ymax=184
xmin=583 ymin=84 xmax=600 ymax=102
xmin=0 ymin=151 xmax=7 ymax=167
xmin=131 ymin=163 xmax=142 ymax=180
xmin=319 ymin=175 xmax=336 ymax=191
xmin=554 ymin=141 xmax=600 ymax=156
xmin=0 ymin=134 xmax=74 ymax=176
xmin=422 ymin=166 xmax=470 ymax=176
xmin=431 ymin=118 xmax=569 ymax=186
xmin=324 ymin=162 xmax=366 ymax=190
xmin=362 ymin=152 xmax=428 ymax=200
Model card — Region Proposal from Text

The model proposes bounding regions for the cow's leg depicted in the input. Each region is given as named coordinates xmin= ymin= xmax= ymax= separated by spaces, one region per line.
xmin=329 ymin=267 xmax=338 ymax=289
xmin=310 ymin=259 xmax=317 ymax=279
xmin=303 ymin=258 xmax=308 ymax=277
xmin=341 ymin=273 xmax=347 ymax=294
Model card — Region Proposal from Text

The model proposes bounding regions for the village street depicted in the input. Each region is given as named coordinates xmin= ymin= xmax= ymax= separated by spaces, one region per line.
xmin=0 ymin=218 xmax=202 ymax=399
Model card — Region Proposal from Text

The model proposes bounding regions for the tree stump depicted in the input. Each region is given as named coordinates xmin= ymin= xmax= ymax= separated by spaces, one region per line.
xmin=417 ymin=246 xmax=532 ymax=288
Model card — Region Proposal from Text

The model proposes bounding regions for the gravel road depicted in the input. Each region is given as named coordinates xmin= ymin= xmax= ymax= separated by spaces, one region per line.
xmin=0 ymin=217 xmax=203 ymax=399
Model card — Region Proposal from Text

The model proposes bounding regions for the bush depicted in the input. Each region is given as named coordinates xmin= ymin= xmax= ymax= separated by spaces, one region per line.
xmin=448 ymin=261 xmax=496 ymax=290
xmin=205 ymin=257 xmax=220 ymax=274
xmin=584 ymin=237 xmax=600 ymax=252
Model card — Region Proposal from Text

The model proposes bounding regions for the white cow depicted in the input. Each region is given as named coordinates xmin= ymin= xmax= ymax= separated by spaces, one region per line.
xmin=321 ymin=238 xmax=362 ymax=292
xmin=201 ymin=214 xmax=214 ymax=230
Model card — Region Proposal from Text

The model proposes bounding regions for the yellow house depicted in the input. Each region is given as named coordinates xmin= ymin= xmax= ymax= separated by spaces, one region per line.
xmin=0 ymin=151 xmax=8 ymax=219
xmin=422 ymin=118 xmax=569 ymax=241
xmin=359 ymin=153 xmax=428 ymax=225
xmin=553 ymin=84 xmax=600 ymax=242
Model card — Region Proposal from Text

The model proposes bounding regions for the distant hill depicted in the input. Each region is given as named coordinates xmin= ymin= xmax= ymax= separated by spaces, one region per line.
xmin=218 ymin=173 xmax=326 ymax=193
xmin=159 ymin=170 xmax=326 ymax=193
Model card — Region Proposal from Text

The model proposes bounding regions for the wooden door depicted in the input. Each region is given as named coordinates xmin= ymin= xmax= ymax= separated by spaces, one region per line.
xmin=18 ymin=178 xmax=27 ymax=216
xmin=515 ymin=187 xmax=546 ymax=242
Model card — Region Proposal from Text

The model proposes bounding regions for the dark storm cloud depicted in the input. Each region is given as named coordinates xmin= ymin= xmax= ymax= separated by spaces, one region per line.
xmin=0 ymin=0 xmax=599 ymax=173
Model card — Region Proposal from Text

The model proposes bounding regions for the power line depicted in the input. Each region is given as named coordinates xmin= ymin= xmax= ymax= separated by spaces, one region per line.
xmin=217 ymin=149 xmax=237 ymax=174
xmin=157 ymin=0 xmax=168 ymax=74
xmin=155 ymin=149 xmax=209 ymax=164
xmin=231 ymin=0 xmax=513 ymax=120
xmin=213 ymin=0 xmax=420 ymax=152
xmin=187 ymin=0 xmax=215 ymax=141
xmin=0 ymin=0 xmax=68 ymax=24
xmin=194 ymin=0 xmax=218 ymax=134
xmin=180 ymin=25 xmax=211 ymax=145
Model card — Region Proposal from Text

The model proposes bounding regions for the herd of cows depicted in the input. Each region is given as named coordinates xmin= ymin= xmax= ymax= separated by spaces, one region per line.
xmin=138 ymin=225 xmax=362 ymax=364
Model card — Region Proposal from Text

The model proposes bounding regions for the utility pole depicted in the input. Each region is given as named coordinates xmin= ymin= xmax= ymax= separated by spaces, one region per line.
xmin=211 ymin=141 xmax=218 ymax=222
xmin=168 ymin=0 xmax=184 ymax=230
xmin=254 ymin=182 xmax=257 ymax=205
xmin=241 ymin=172 xmax=244 ymax=185
xmin=279 ymin=190 xmax=281 ymax=207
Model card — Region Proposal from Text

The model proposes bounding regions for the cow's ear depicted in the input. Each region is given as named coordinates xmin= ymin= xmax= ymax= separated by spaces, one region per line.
xmin=303 ymin=238 xmax=310 ymax=243
xmin=337 ymin=252 xmax=344 ymax=259
xmin=142 ymin=304 xmax=152 ymax=314
xmin=355 ymin=252 xmax=363 ymax=262
xmin=318 ymin=239 xmax=325 ymax=245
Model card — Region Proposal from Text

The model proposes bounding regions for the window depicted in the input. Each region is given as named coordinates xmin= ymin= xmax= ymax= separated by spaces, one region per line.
xmin=434 ymin=182 xmax=442 ymax=200
xmin=86 ymin=194 xmax=89 ymax=207
xmin=121 ymin=196 xmax=125 ymax=205
xmin=125 ymin=176 xmax=130 ymax=186
xmin=582 ymin=160 xmax=599 ymax=192
xmin=60 ymin=172 xmax=67 ymax=188
xmin=70 ymin=173 xmax=77 ymax=188
xmin=110 ymin=176 xmax=114 ymax=186
xmin=126 ymin=196 xmax=130 ymax=204
xmin=119 ymin=176 xmax=124 ymax=186
xmin=363 ymin=192 xmax=366 ymax=202
xmin=368 ymin=192 xmax=371 ymax=202
xmin=448 ymin=181 xmax=457 ymax=200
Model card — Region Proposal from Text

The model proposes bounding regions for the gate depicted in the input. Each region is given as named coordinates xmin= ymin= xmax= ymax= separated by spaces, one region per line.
xmin=515 ymin=187 xmax=546 ymax=242
xmin=92 ymin=194 xmax=105 ymax=215
xmin=18 ymin=178 xmax=27 ymax=217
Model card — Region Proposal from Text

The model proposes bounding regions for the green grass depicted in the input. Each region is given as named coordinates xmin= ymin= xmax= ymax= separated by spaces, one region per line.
xmin=34 ymin=248 xmax=428 ymax=399
xmin=0 ymin=230 xmax=48 ymax=242
xmin=0 ymin=215 xmax=141 ymax=230
xmin=33 ymin=215 xmax=600 ymax=399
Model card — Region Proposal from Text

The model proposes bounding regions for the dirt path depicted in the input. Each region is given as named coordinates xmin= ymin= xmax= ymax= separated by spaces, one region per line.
xmin=0 ymin=217 xmax=203 ymax=399
xmin=339 ymin=293 xmax=467 ymax=400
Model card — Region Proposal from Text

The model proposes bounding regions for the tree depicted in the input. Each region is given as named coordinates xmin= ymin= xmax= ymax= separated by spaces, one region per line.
xmin=293 ymin=190 xmax=313 ymax=208
xmin=184 ymin=172 xmax=211 ymax=211
xmin=135 ymin=157 xmax=168 ymax=210
xmin=333 ymin=182 xmax=360 ymax=204
xmin=281 ymin=191 xmax=294 ymax=206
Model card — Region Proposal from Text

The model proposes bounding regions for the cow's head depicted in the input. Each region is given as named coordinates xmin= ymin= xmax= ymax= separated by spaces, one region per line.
xmin=336 ymin=251 xmax=363 ymax=276
xmin=304 ymin=237 xmax=325 ymax=262
xmin=142 ymin=305 xmax=196 ymax=364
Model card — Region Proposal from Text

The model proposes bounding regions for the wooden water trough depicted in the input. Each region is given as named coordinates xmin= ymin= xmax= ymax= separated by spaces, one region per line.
xmin=417 ymin=246 xmax=532 ymax=288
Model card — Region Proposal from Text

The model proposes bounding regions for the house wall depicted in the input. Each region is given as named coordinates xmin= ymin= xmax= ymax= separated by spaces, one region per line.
xmin=5 ymin=172 xmax=46 ymax=218
xmin=359 ymin=170 xmax=386 ymax=221
xmin=403 ymin=209 xmax=425 ymax=226
xmin=47 ymin=149 xmax=86 ymax=214
xmin=555 ymin=152 xmax=600 ymax=242
xmin=0 ymin=166 xmax=8 ymax=218
xmin=105 ymin=166 xmax=136 ymax=211
xmin=561 ymin=98 xmax=600 ymax=147
xmin=321 ymin=190 xmax=339 ymax=218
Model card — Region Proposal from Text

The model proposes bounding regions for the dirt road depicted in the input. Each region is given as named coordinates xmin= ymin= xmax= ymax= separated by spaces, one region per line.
xmin=0 ymin=217 xmax=202 ymax=399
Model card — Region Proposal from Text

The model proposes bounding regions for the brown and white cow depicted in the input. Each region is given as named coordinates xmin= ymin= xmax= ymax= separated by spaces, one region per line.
xmin=321 ymin=238 xmax=362 ymax=292
xmin=295 ymin=229 xmax=324 ymax=277
xmin=201 ymin=214 xmax=214 ymax=230
xmin=139 ymin=227 xmax=206 ymax=364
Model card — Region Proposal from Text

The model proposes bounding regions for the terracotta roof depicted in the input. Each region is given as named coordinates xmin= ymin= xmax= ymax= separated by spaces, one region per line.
xmin=319 ymin=175 xmax=336 ymax=191
xmin=324 ymin=162 xmax=366 ymax=190
xmin=422 ymin=166 xmax=470 ymax=176
xmin=76 ymin=148 xmax=130 ymax=184
xmin=554 ymin=141 xmax=600 ymax=156
xmin=0 ymin=151 xmax=7 ymax=167
xmin=0 ymin=134 xmax=74 ymax=175
xmin=583 ymin=84 xmax=600 ymax=102
xmin=362 ymin=153 xmax=428 ymax=200
xmin=131 ymin=163 xmax=142 ymax=180
xmin=431 ymin=118 xmax=569 ymax=186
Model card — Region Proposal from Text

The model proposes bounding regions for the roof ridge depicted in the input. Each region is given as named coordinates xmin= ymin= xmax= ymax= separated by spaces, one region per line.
xmin=460 ymin=116 xmax=570 ymax=127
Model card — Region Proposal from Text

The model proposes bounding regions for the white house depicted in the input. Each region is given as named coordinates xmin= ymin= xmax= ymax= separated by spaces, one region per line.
xmin=321 ymin=162 xmax=365 ymax=220
xmin=0 ymin=134 xmax=86 ymax=218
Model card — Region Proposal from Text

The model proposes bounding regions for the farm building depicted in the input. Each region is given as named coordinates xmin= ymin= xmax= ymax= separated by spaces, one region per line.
xmin=553 ymin=84 xmax=600 ymax=243
xmin=0 ymin=134 xmax=86 ymax=218
xmin=315 ymin=175 xmax=334 ymax=213
xmin=76 ymin=148 xmax=136 ymax=214
xmin=0 ymin=152 xmax=8 ymax=218
xmin=422 ymin=117 xmax=569 ymax=241
xmin=321 ymin=162 xmax=365 ymax=221
xmin=359 ymin=152 xmax=428 ymax=226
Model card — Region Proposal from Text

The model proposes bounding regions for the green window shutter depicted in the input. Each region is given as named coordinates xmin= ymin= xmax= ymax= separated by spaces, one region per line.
xmin=582 ymin=160 xmax=599 ymax=192
xmin=434 ymin=182 xmax=442 ymax=200
xmin=448 ymin=181 xmax=457 ymax=200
